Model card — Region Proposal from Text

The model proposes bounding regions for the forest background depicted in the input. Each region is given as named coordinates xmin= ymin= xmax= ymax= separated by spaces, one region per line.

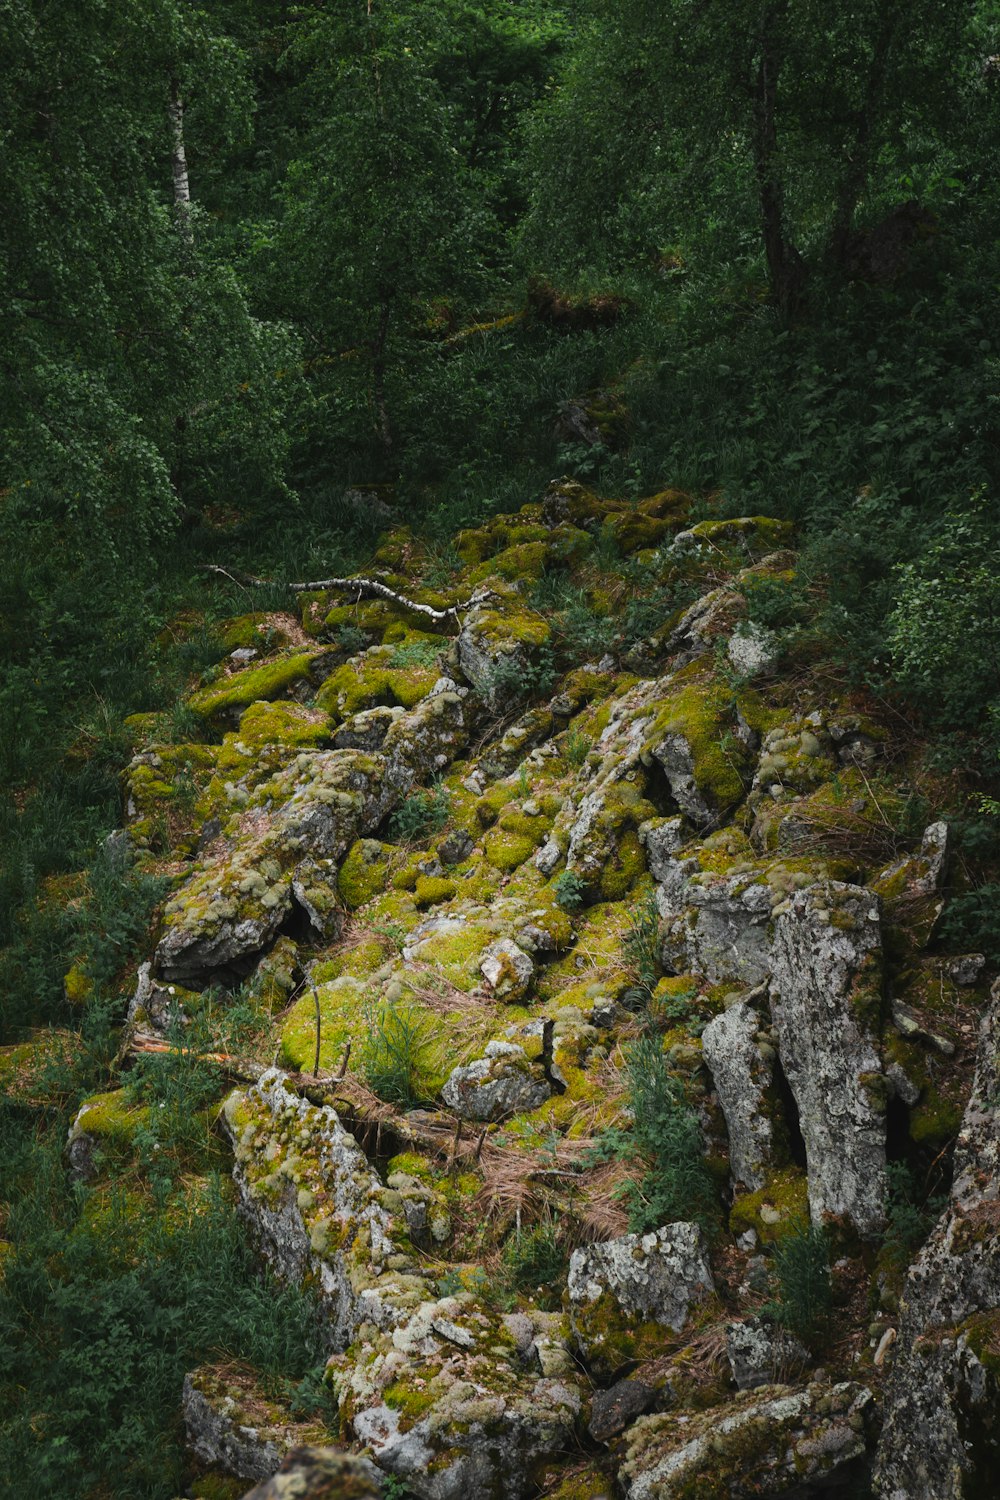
xmin=2 ymin=1 xmax=1000 ymax=1493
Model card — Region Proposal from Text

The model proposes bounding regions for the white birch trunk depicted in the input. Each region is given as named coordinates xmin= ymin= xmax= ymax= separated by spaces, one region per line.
xmin=168 ymin=80 xmax=193 ymax=244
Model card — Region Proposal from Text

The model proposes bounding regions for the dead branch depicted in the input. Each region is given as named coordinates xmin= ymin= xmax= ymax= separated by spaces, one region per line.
xmin=201 ymin=565 xmax=479 ymax=626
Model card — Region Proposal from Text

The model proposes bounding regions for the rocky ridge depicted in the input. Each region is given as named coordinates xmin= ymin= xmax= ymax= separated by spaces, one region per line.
xmin=35 ymin=480 xmax=998 ymax=1497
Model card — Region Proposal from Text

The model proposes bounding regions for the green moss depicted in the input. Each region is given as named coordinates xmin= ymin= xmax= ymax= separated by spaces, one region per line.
xmin=382 ymin=1378 xmax=441 ymax=1425
xmin=958 ymin=1311 xmax=1000 ymax=1378
xmin=476 ymin=783 xmax=514 ymax=828
xmin=187 ymin=653 xmax=317 ymax=720
xmin=598 ymin=828 xmax=648 ymax=902
xmin=191 ymin=1475 xmax=245 ymax=1500
xmin=468 ymin=541 xmax=548 ymax=586
xmin=729 ymin=1167 xmax=810 ymax=1245
xmin=221 ymin=700 xmax=330 ymax=761
xmin=483 ymin=828 xmax=538 ymax=873
xmin=415 ymin=875 xmax=458 ymax=908
xmin=64 ymin=961 xmax=94 ymax=1007
xmin=74 ymin=1090 xmax=151 ymax=1148
xmin=338 ymin=840 xmax=395 ymax=910
xmin=315 ymin=650 xmax=439 ymax=718
xmin=682 ymin=516 xmax=795 ymax=555
xmin=279 ymin=977 xmax=371 ymax=1072
xmin=571 ymin=1289 xmax=672 ymax=1377
xmin=644 ymin=674 xmax=750 ymax=815
xmin=909 ymin=1086 xmax=963 ymax=1147
xmin=602 ymin=510 xmax=673 ymax=554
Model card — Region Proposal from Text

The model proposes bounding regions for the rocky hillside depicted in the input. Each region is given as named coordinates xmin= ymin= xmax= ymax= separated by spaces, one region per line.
xmin=19 ymin=481 xmax=1000 ymax=1497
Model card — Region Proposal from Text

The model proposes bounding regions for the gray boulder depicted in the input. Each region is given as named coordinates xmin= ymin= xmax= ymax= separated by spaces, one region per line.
xmin=183 ymin=1365 xmax=327 ymax=1483
xmin=567 ymin=1224 xmax=715 ymax=1373
xmin=701 ymin=996 xmax=776 ymax=1192
xmin=618 ymin=1380 xmax=874 ymax=1498
xmin=873 ymin=979 xmax=1000 ymax=1498
xmin=222 ymin=1069 xmax=429 ymax=1350
xmin=240 ymin=1448 xmax=381 ymax=1500
xmin=328 ymin=1297 xmax=582 ymax=1500
xmin=725 ymin=1319 xmax=809 ymax=1391
xmin=768 ymin=882 xmax=887 ymax=1236
xmin=441 ymin=1042 xmax=550 ymax=1121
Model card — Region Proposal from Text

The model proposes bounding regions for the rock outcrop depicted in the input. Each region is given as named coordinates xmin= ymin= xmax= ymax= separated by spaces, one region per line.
xmin=873 ymin=978 xmax=1000 ymax=1497
xmin=618 ymin=1380 xmax=875 ymax=1498
xmin=77 ymin=488 xmax=992 ymax=1497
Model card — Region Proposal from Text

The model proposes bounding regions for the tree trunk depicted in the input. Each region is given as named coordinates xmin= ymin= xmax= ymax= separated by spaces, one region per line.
xmin=750 ymin=3 xmax=803 ymax=319
xmin=827 ymin=8 xmax=901 ymax=272
xmin=371 ymin=294 xmax=393 ymax=455
xmin=167 ymin=79 xmax=193 ymax=246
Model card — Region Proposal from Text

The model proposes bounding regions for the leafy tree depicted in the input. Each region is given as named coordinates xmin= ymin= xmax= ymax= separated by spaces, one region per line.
xmin=521 ymin=0 xmax=985 ymax=312
xmin=268 ymin=0 xmax=491 ymax=464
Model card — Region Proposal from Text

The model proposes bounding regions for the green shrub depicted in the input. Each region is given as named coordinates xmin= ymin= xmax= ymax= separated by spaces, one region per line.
xmin=389 ymin=783 xmax=451 ymax=842
xmin=622 ymin=1034 xmax=715 ymax=1232
xmin=0 ymin=1136 xmax=327 ymax=1500
xmin=563 ymin=728 xmax=593 ymax=767
xmin=762 ymin=1218 xmax=832 ymax=1344
xmin=360 ymin=1003 xmax=433 ymax=1108
xmin=389 ymin=639 xmax=443 ymax=669
xmin=623 ymin=892 xmax=661 ymax=996
xmin=501 ymin=1220 xmax=565 ymax=1308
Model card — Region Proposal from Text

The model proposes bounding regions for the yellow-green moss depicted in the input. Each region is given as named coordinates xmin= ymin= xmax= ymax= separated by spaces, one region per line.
xmin=64 ymin=962 xmax=94 ymax=1007
xmin=729 ymin=1167 xmax=810 ymax=1244
xmin=415 ymin=875 xmax=458 ymax=908
xmin=644 ymin=675 xmax=750 ymax=814
xmin=601 ymin=511 xmax=673 ymax=554
xmin=74 ymin=1090 xmax=151 ymax=1148
xmin=483 ymin=828 xmax=538 ymax=873
xmin=337 ymin=840 xmax=395 ymax=910
xmin=468 ymin=541 xmax=548 ymax=586
xmin=315 ymin=651 xmax=439 ymax=718
xmin=187 ymin=653 xmax=316 ymax=719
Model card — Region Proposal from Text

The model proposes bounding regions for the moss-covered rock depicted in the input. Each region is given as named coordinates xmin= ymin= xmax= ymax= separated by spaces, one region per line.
xmin=187 ymin=653 xmax=319 ymax=722
xmin=182 ymin=1363 xmax=330 ymax=1483
xmin=567 ymin=1224 xmax=716 ymax=1379
xmin=619 ymin=1379 xmax=874 ymax=1499
xmin=315 ymin=646 xmax=441 ymax=720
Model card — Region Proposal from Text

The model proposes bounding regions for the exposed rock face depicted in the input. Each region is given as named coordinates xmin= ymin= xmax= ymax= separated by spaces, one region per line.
xmin=701 ymin=995 xmax=776 ymax=1192
xmin=155 ymin=688 xmax=469 ymax=984
xmin=183 ymin=1365 xmax=327 ymax=1482
xmin=873 ymin=980 xmax=1000 ymax=1498
xmin=240 ymin=1447 xmax=381 ymax=1500
xmin=768 ymin=881 xmax=886 ymax=1235
xmin=480 ymin=938 xmax=534 ymax=1000
xmin=567 ymin=1224 xmax=715 ymax=1373
xmin=725 ymin=1319 xmax=809 ymax=1391
xmin=329 ymin=1296 xmax=583 ymax=1500
xmin=618 ymin=1380 xmax=875 ymax=1498
xmin=656 ymin=845 xmax=775 ymax=987
xmin=95 ymin=494 xmax=996 ymax=1498
xmin=441 ymin=1041 xmax=550 ymax=1120
xmin=222 ymin=1070 xmax=428 ymax=1350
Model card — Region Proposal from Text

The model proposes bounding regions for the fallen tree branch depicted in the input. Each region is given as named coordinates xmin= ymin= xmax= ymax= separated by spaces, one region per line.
xmin=200 ymin=564 xmax=477 ymax=624
xmin=126 ymin=1032 xmax=491 ymax=1164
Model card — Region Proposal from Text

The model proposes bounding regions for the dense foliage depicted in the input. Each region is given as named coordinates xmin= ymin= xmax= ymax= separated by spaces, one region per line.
xmin=2 ymin=0 xmax=1000 ymax=1491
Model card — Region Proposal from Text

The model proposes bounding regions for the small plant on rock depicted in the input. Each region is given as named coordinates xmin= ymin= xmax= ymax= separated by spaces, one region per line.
xmin=554 ymin=869 xmax=587 ymax=911
xmin=360 ymin=1002 xmax=433 ymax=1109
xmin=623 ymin=892 xmax=662 ymax=997
xmin=501 ymin=1219 xmax=565 ymax=1309
xmin=389 ymin=782 xmax=451 ymax=842
xmin=564 ymin=728 xmax=593 ymax=767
